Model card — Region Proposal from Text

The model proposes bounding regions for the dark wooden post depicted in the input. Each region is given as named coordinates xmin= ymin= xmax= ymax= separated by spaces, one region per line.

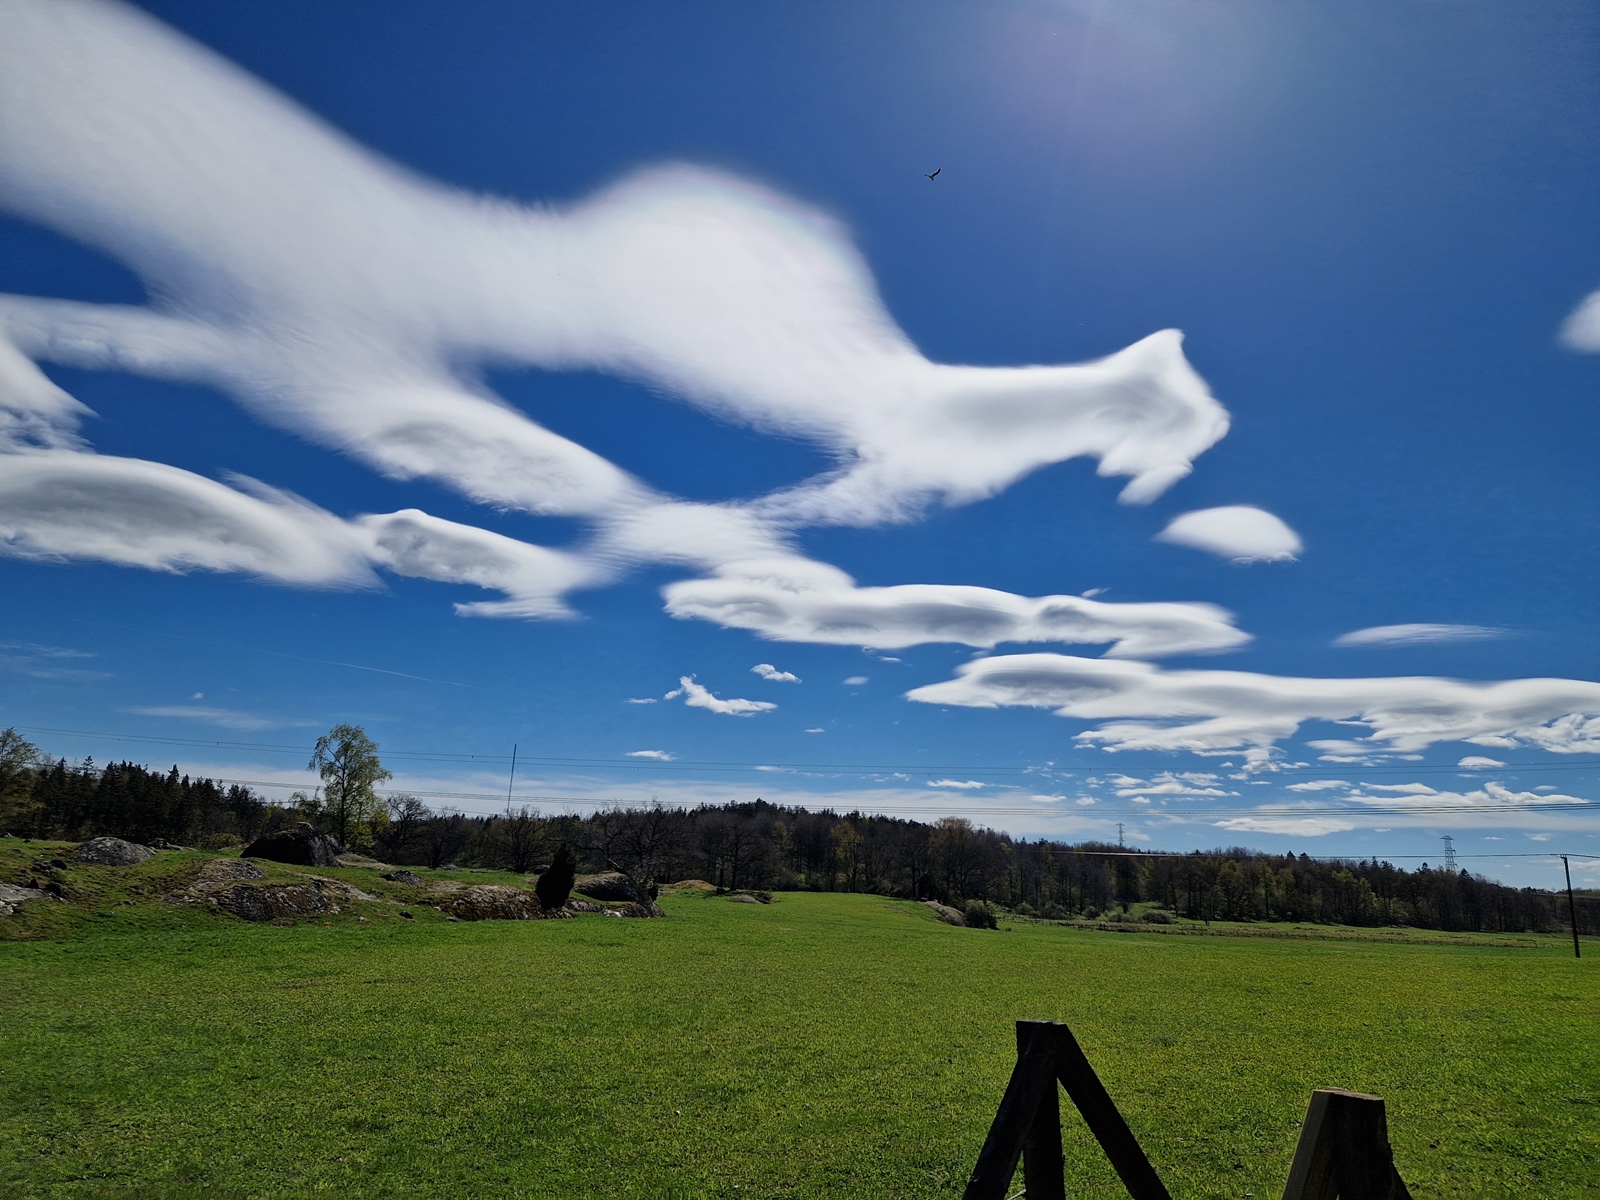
xmin=1563 ymin=856 xmax=1582 ymax=959
xmin=1052 ymin=1024 xmax=1170 ymax=1200
xmin=1019 ymin=1022 xmax=1066 ymax=1200
xmin=964 ymin=1020 xmax=1169 ymax=1200
xmin=1281 ymin=1089 xmax=1412 ymax=1200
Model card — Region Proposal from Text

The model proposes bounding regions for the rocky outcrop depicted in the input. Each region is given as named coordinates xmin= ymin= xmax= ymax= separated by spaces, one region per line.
xmin=241 ymin=823 xmax=341 ymax=867
xmin=196 ymin=857 xmax=264 ymax=884
xmin=924 ymin=900 xmax=967 ymax=927
xmin=0 ymin=881 xmax=53 ymax=916
xmin=573 ymin=871 xmax=646 ymax=903
xmin=439 ymin=884 xmax=542 ymax=921
xmin=210 ymin=882 xmax=331 ymax=921
xmin=72 ymin=837 xmax=156 ymax=866
xmin=381 ymin=870 xmax=426 ymax=887
xmin=565 ymin=897 xmax=656 ymax=918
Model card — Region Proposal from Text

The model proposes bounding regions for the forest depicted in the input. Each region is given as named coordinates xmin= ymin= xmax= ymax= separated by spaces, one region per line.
xmin=2 ymin=728 xmax=1592 ymax=935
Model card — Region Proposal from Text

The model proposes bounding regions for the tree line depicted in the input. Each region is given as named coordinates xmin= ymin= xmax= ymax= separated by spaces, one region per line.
xmin=1 ymin=726 xmax=1592 ymax=935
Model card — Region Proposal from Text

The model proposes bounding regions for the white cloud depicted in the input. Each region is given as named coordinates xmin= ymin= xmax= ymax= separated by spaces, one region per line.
xmin=663 ymin=557 xmax=1249 ymax=656
xmin=1559 ymin=288 xmax=1600 ymax=351
xmin=625 ymin=697 xmax=657 ymax=705
xmin=1285 ymin=779 xmax=1349 ymax=792
xmin=751 ymin=663 xmax=800 ymax=683
xmin=625 ymin=749 xmax=674 ymax=761
xmin=1334 ymin=624 xmax=1504 ymax=648
xmin=927 ymin=779 xmax=985 ymax=790
xmin=0 ymin=451 xmax=376 ymax=586
xmin=1342 ymin=781 xmax=1587 ymax=811
xmin=906 ymin=653 xmax=1600 ymax=758
xmin=664 ymin=675 xmax=776 ymax=717
xmin=1112 ymin=771 xmax=1231 ymax=798
xmin=1458 ymin=755 xmax=1506 ymax=770
xmin=843 ymin=675 xmax=869 ymax=686
xmin=1155 ymin=506 xmax=1301 ymax=563
xmin=804 ymin=727 xmax=825 ymax=734
xmin=1215 ymin=815 xmax=1356 ymax=837
xmin=0 ymin=0 xmax=1239 ymax=649
xmin=126 ymin=705 xmax=280 ymax=731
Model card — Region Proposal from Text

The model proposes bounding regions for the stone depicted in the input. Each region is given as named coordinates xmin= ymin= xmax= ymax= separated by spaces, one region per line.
xmin=211 ymin=882 xmax=331 ymax=921
xmin=241 ymin=823 xmax=342 ymax=868
xmin=573 ymin=871 xmax=647 ymax=904
xmin=923 ymin=900 xmax=967 ymax=927
xmin=381 ymin=870 xmax=426 ymax=887
xmin=726 ymin=894 xmax=762 ymax=904
xmin=439 ymin=884 xmax=542 ymax=921
xmin=72 ymin=837 xmax=156 ymax=866
xmin=0 ymin=881 xmax=52 ymax=916
xmin=196 ymin=857 xmax=264 ymax=884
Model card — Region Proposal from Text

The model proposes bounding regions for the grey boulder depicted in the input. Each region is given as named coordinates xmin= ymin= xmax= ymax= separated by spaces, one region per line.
xmin=73 ymin=837 xmax=157 ymax=866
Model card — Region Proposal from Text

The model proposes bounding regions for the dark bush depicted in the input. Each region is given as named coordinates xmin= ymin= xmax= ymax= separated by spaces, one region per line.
xmin=962 ymin=899 xmax=998 ymax=929
xmin=536 ymin=843 xmax=577 ymax=910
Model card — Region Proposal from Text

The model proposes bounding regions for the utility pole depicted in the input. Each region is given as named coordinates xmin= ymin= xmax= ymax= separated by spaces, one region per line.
xmin=1442 ymin=836 xmax=1456 ymax=873
xmin=1117 ymin=822 xmax=1125 ymax=849
xmin=1563 ymin=855 xmax=1581 ymax=959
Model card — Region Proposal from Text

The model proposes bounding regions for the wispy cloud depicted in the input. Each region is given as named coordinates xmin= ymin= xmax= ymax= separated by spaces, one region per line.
xmin=927 ymin=779 xmax=985 ymax=790
xmin=1334 ymin=624 xmax=1504 ymax=648
xmin=625 ymin=697 xmax=658 ymax=705
xmin=664 ymin=676 xmax=776 ymax=717
xmin=625 ymin=749 xmax=674 ymax=761
xmin=907 ymin=653 xmax=1600 ymax=759
xmin=0 ymin=0 xmax=1240 ymax=655
xmin=1458 ymin=755 xmax=1506 ymax=770
xmin=125 ymin=705 xmax=282 ymax=731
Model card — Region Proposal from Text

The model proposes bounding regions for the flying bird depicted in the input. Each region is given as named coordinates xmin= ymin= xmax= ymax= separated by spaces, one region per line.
xmin=925 ymin=167 xmax=941 ymax=180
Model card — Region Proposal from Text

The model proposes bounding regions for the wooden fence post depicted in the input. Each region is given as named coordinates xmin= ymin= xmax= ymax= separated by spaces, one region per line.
xmin=963 ymin=1020 xmax=1170 ymax=1200
xmin=1280 ymin=1089 xmax=1413 ymax=1200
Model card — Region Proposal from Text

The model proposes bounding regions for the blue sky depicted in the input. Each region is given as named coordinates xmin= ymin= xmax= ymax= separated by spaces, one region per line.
xmin=2 ymin=0 xmax=1599 ymax=886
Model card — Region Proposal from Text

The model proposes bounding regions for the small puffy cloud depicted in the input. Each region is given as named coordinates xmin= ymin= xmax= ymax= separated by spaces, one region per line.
xmin=804 ymin=727 xmax=825 ymax=733
xmin=927 ymin=779 xmax=985 ymax=790
xmin=1560 ymin=289 xmax=1600 ymax=351
xmin=906 ymin=653 xmax=1600 ymax=757
xmin=1334 ymin=624 xmax=1504 ymax=649
xmin=664 ymin=676 xmax=776 ymax=717
xmin=843 ymin=675 xmax=869 ymax=686
xmin=1458 ymin=755 xmax=1506 ymax=770
xmin=1156 ymin=506 xmax=1301 ymax=563
xmin=752 ymin=663 xmax=800 ymax=683
xmin=1286 ymin=779 xmax=1349 ymax=792
xmin=625 ymin=749 xmax=674 ymax=760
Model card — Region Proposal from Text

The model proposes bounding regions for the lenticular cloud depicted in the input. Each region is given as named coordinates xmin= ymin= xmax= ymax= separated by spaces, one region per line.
xmin=0 ymin=0 xmax=1236 ymax=652
xmin=906 ymin=653 xmax=1600 ymax=758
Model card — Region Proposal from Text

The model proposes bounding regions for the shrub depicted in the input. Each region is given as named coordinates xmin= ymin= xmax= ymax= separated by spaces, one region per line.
xmin=1142 ymin=908 xmax=1175 ymax=924
xmin=535 ymin=844 xmax=577 ymax=910
xmin=1040 ymin=902 xmax=1070 ymax=921
xmin=962 ymin=899 xmax=998 ymax=929
xmin=1014 ymin=900 xmax=1036 ymax=917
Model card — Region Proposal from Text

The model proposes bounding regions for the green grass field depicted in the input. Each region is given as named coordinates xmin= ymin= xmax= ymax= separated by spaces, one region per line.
xmin=1 ymin=843 xmax=1595 ymax=1199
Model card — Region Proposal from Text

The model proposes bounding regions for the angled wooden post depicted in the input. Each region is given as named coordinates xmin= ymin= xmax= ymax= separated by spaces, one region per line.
xmin=963 ymin=1020 xmax=1169 ymax=1200
xmin=1281 ymin=1089 xmax=1413 ymax=1200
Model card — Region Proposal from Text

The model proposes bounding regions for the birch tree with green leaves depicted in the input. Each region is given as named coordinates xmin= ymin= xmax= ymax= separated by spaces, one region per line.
xmin=309 ymin=724 xmax=391 ymax=847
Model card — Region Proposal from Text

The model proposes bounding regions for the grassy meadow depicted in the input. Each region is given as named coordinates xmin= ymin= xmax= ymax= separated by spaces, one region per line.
xmin=0 ymin=841 xmax=1595 ymax=1199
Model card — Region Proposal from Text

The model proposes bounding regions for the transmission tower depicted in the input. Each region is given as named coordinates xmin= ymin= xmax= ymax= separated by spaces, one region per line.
xmin=1442 ymin=835 xmax=1456 ymax=872
xmin=1117 ymin=822 xmax=1125 ymax=848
